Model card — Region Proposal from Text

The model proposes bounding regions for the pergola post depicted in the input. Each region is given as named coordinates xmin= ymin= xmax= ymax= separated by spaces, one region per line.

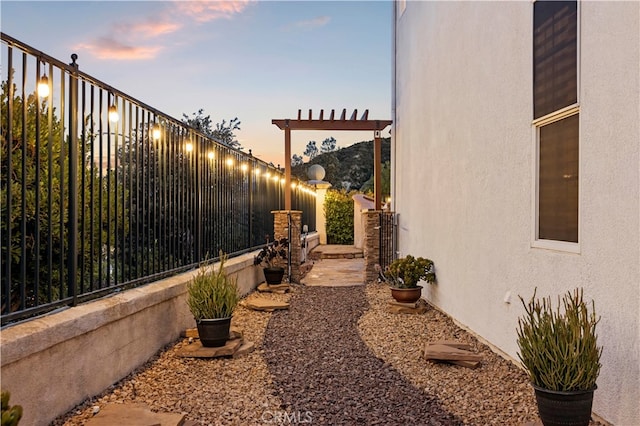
xmin=374 ymin=129 xmax=382 ymax=210
xmin=284 ymin=121 xmax=292 ymax=210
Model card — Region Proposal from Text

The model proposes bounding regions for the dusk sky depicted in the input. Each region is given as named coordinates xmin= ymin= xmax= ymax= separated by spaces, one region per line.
xmin=1 ymin=0 xmax=392 ymax=166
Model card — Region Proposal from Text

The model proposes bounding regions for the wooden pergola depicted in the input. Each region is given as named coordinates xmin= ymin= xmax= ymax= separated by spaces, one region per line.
xmin=272 ymin=109 xmax=392 ymax=210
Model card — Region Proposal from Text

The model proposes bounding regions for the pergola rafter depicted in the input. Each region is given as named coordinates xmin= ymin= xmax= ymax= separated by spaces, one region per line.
xmin=272 ymin=109 xmax=392 ymax=210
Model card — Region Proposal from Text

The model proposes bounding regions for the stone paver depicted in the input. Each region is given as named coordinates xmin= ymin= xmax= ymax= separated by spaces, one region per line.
xmin=301 ymin=258 xmax=365 ymax=287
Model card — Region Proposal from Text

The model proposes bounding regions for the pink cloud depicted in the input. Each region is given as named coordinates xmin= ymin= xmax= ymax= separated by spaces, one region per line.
xmin=75 ymin=37 xmax=163 ymax=60
xmin=174 ymin=0 xmax=253 ymax=23
xmin=113 ymin=20 xmax=182 ymax=38
xmin=77 ymin=0 xmax=253 ymax=61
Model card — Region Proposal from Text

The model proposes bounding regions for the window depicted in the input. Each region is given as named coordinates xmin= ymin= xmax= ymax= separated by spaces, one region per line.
xmin=533 ymin=1 xmax=579 ymax=247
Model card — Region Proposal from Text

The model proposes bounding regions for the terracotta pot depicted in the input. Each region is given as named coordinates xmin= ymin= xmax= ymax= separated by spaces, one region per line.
xmin=390 ymin=286 xmax=423 ymax=303
xmin=533 ymin=384 xmax=596 ymax=426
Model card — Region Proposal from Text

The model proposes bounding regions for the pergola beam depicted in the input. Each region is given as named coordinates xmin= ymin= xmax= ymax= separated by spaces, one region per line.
xmin=272 ymin=109 xmax=392 ymax=211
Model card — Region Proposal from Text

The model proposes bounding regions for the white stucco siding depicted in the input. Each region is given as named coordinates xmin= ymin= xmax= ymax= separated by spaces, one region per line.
xmin=394 ymin=2 xmax=639 ymax=425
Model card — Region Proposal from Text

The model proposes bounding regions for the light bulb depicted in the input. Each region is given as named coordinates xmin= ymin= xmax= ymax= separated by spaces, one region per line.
xmin=38 ymin=74 xmax=49 ymax=98
xmin=108 ymin=104 xmax=119 ymax=123
xmin=152 ymin=124 xmax=161 ymax=141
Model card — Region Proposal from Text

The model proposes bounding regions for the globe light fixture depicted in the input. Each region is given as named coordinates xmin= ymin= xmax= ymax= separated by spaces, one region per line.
xmin=207 ymin=151 xmax=215 ymax=160
xmin=185 ymin=142 xmax=194 ymax=152
xmin=226 ymin=158 xmax=234 ymax=167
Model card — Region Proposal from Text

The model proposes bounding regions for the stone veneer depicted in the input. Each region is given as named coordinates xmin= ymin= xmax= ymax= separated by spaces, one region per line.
xmin=271 ymin=210 xmax=302 ymax=283
xmin=362 ymin=210 xmax=382 ymax=283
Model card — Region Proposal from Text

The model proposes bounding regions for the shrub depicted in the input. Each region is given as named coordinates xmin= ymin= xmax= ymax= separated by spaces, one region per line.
xmin=324 ymin=189 xmax=355 ymax=244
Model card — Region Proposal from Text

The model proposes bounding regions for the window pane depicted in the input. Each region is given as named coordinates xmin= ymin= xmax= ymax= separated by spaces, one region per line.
xmin=539 ymin=114 xmax=578 ymax=243
xmin=534 ymin=1 xmax=577 ymax=119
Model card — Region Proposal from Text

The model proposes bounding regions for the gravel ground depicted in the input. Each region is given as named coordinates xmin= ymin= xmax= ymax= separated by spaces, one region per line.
xmin=52 ymin=282 xmax=599 ymax=426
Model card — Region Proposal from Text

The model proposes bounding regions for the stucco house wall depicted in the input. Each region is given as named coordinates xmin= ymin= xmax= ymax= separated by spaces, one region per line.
xmin=393 ymin=2 xmax=639 ymax=425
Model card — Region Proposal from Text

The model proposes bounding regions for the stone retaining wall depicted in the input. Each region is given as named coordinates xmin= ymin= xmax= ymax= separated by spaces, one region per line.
xmin=0 ymin=251 xmax=264 ymax=426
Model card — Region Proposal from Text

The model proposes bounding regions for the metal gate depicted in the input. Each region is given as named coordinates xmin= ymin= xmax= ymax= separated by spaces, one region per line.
xmin=379 ymin=212 xmax=397 ymax=270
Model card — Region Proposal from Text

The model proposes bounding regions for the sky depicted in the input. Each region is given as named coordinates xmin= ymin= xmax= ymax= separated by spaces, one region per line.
xmin=1 ymin=0 xmax=392 ymax=166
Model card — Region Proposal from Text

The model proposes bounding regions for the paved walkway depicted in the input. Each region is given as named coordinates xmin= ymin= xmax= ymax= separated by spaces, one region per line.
xmin=301 ymin=245 xmax=365 ymax=287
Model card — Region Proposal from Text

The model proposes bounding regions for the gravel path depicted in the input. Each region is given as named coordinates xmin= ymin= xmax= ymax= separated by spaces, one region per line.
xmin=264 ymin=285 xmax=462 ymax=425
xmin=53 ymin=280 xmax=599 ymax=426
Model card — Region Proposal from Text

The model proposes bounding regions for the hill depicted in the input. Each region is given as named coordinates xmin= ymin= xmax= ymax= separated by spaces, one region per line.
xmin=292 ymin=138 xmax=391 ymax=191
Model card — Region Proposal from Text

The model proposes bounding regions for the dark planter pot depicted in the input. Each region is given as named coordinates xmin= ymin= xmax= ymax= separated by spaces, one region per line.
xmin=263 ymin=267 xmax=285 ymax=284
xmin=196 ymin=317 xmax=232 ymax=347
xmin=533 ymin=384 xmax=596 ymax=426
xmin=390 ymin=286 xmax=423 ymax=303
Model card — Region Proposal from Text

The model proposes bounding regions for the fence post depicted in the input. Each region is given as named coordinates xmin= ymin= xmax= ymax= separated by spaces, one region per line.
xmin=67 ymin=54 xmax=79 ymax=305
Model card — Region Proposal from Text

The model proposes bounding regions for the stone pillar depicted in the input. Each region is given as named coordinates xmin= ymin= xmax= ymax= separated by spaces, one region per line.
xmin=362 ymin=210 xmax=382 ymax=283
xmin=272 ymin=210 xmax=303 ymax=283
xmin=311 ymin=181 xmax=332 ymax=244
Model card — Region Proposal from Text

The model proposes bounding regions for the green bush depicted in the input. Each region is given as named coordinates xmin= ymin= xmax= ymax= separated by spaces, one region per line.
xmin=516 ymin=288 xmax=602 ymax=391
xmin=324 ymin=189 xmax=355 ymax=244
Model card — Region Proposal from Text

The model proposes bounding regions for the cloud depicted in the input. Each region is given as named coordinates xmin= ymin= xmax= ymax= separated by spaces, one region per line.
xmin=173 ymin=0 xmax=253 ymax=23
xmin=76 ymin=0 xmax=253 ymax=61
xmin=75 ymin=37 xmax=163 ymax=60
xmin=113 ymin=20 xmax=182 ymax=38
xmin=289 ymin=15 xmax=331 ymax=31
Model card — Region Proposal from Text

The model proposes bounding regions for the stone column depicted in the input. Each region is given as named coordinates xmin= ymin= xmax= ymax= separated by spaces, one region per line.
xmin=272 ymin=210 xmax=302 ymax=283
xmin=362 ymin=210 xmax=382 ymax=283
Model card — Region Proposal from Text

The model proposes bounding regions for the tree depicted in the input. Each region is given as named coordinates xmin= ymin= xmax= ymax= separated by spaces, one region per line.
xmin=291 ymin=154 xmax=303 ymax=167
xmin=182 ymin=109 xmax=213 ymax=137
xmin=303 ymin=140 xmax=318 ymax=160
xmin=320 ymin=136 xmax=337 ymax=153
xmin=361 ymin=161 xmax=391 ymax=198
xmin=212 ymin=117 xmax=242 ymax=150
xmin=182 ymin=110 xmax=242 ymax=150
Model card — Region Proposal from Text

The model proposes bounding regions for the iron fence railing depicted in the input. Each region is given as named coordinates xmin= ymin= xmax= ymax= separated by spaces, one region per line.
xmin=379 ymin=211 xmax=397 ymax=270
xmin=1 ymin=33 xmax=316 ymax=325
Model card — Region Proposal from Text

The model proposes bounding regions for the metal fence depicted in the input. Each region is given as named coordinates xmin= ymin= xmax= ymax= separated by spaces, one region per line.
xmin=0 ymin=33 xmax=316 ymax=324
xmin=379 ymin=211 xmax=397 ymax=270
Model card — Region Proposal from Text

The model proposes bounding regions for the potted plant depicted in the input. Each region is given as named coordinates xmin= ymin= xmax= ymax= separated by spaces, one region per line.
xmin=187 ymin=252 xmax=240 ymax=347
xmin=1 ymin=391 xmax=23 ymax=426
xmin=254 ymin=236 xmax=288 ymax=284
xmin=516 ymin=288 xmax=602 ymax=426
xmin=379 ymin=255 xmax=436 ymax=303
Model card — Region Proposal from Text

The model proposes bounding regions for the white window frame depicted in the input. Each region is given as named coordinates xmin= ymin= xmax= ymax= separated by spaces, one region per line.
xmin=531 ymin=1 xmax=581 ymax=253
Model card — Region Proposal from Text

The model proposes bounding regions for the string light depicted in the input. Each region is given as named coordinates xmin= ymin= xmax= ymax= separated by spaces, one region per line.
xmin=108 ymin=102 xmax=119 ymax=123
xmin=37 ymin=74 xmax=49 ymax=98
xmin=152 ymin=124 xmax=161 ymax=141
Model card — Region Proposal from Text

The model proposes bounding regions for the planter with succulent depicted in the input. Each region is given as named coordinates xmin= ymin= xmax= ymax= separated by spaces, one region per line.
xmin=380 ymin=255 xmax=436 ymax=303
xmin=254 ymin=236 xmax=289 ymax=284
xmin=187 ymin=252 xmax=240 ymax=347
xmin=516 ymin=288 xmax=602 ymax=426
